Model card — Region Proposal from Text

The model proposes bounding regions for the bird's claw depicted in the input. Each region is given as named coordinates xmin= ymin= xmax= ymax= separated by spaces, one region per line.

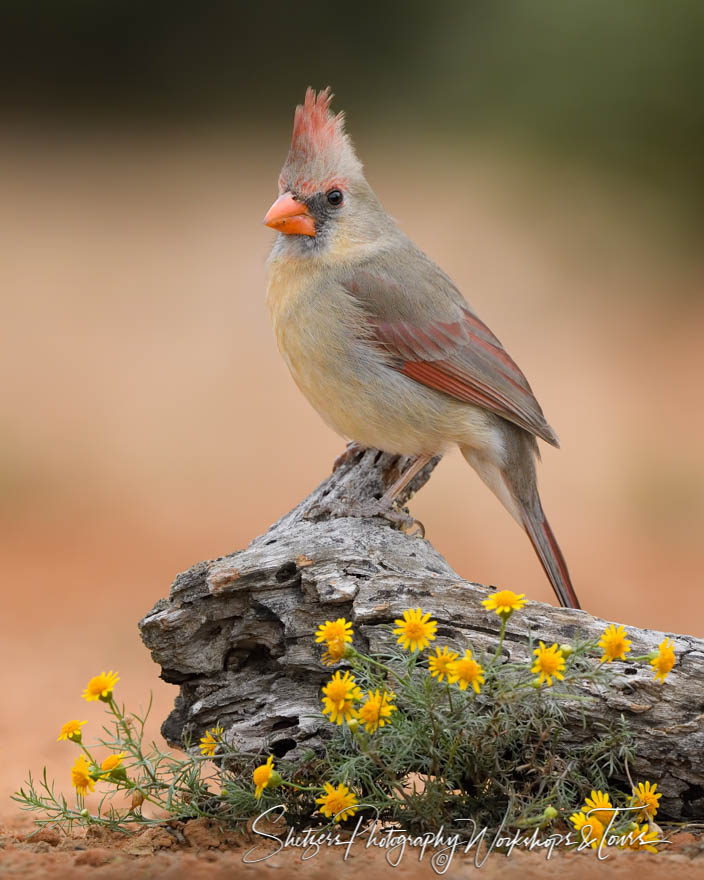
xmin=402 ymin=516 xmax=426 ymax=538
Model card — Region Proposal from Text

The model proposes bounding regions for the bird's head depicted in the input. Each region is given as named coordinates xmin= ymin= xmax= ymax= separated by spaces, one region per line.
xmin=265 ymin=88 xmax=389 ymax=256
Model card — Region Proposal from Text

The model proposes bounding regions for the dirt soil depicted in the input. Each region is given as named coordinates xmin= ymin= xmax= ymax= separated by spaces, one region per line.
xmin=2 ymin=815 xmax=704 ymax=880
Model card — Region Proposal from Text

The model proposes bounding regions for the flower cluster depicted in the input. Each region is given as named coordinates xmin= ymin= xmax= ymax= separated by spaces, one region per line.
xmin=393 ymin=608 xmax=487 ymax=692
xmin=569 ymin=782 xmax=663 ymax=852
xmin=54 ymin=672 xmax=135 ymax=803
xmin=315 ymin=618 xmax=353 ymax=667
xmin=17 ymin=589 xmax=678 ymax=844
xmin=249 ymin=753 xmax=357 ymax=825
xmin=598 ymin=628 xmax=676 ymax=683
xmin=307 ymin=599 xmax=678 ymax=827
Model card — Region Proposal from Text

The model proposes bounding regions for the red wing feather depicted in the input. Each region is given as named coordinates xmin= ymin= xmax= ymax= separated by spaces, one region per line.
xmin=371 ymin=310 xmax=559 ymax=447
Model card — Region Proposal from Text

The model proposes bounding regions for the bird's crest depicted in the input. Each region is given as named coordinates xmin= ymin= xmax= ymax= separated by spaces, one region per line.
xmin=279 ymin=87 xmax=363 ymax=195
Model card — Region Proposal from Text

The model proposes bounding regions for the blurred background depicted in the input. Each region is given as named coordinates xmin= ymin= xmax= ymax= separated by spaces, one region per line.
xmin=2 ymin=1 xmax=703 ymax=810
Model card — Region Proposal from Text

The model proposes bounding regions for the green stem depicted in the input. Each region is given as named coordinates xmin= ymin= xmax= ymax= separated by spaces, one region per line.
xmin=280 ymin=780 xmax=321 ymax=793
xmin=107 ymin=697 xmax=159 ymax=785
xmin=355 ymin=651 xmax=408 ymax=682
xmin=491 ymin=615 xmax=509 ymax=664
xmin=107 ymin=697 xmax=132 ymax=739
xmin=445 ymin=682 xmax=455 ymax=714
xmin=79 ymin=744 xmax=97 ymax=765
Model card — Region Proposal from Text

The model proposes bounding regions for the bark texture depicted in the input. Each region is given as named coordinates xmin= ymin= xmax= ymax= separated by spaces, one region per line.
xmin=139 ymin=448 xmax=704 ymax=820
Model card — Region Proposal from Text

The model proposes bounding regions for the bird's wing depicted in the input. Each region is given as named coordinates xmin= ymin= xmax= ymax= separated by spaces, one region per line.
xmin=341 ymin=258 xmax=559 ymax=447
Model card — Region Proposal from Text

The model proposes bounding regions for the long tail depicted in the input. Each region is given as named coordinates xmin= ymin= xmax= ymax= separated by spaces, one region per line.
xmin=460 ymin=434 xmax=581 ymax=610
xmin=519 ymin=501 xmax=580 ymax=609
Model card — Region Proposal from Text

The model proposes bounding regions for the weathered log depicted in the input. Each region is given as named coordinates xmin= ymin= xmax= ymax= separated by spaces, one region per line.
xmin=139 ymin=447 xmax=704 ymax=820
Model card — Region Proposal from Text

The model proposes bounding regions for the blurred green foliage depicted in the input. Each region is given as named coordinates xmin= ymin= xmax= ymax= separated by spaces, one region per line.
xmin=3 ymin=1 xmax=703 ymax=201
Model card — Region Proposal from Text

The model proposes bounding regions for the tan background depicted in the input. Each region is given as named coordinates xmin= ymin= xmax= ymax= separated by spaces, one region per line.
xmin=1 ymin=129 xmax=702 ymax=813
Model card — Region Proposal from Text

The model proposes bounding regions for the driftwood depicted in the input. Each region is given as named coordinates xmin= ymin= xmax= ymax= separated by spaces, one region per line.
xmin=139 ymin=448 xmax=704 ymax=820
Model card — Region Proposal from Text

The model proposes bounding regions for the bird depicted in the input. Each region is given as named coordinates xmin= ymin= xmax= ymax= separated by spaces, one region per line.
xmin=263 ymin=87 xmax=580 ymax=610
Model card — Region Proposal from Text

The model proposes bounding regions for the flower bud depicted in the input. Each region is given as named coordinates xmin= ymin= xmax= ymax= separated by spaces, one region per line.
xmin=347 ymin=718 xmax=360 ymax=733
xmin=131 ymin=790 xmax=145 ymax=809
xmin=530 ymin=678 xmax=542 ymax=688
xmin=559 ymin=644 xmax=574 ymax=658
xmin=543 ymin=806 xmax=558 ymax=821
xmin=268 ymin=771 xmax=283 ymax=790
xmin=80 ymin=808 xmax=90 ymax=817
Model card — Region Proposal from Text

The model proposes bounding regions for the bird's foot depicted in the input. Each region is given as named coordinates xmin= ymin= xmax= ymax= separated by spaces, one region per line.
xmin=305 ymin=498 xmax=425 ymax=537
xmin=332 ymin=442 xmax=365 ymax=472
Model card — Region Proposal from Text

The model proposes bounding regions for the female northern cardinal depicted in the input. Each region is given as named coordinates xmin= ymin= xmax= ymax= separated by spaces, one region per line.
xmin=264 ymin=87 xmax=580 ymax=610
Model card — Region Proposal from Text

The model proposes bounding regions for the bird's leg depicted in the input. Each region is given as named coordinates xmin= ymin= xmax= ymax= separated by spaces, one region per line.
xmin=307 ymin=453 xmax=432 ymax=536
xmin=376 ymin=453 xmax=433 ymax=509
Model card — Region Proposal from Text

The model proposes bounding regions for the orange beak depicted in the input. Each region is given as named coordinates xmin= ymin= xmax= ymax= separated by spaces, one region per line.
xmin=264 ymin=192 xmax=316 ymax=237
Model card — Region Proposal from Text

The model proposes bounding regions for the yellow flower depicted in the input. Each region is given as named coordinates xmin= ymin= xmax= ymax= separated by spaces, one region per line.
xmin=481 ymin=589 xmax=526 ymax=617
xmin=358 ymin=690 xmax=396 ymax=733
xmin=392 ymin=607 xmax=437 ymax=653
xmin=82 ymin=670 xmax=119 ymax=702
xmin=569 ymin=811 xmax=604 ymax=848
xmin=315 ymin=782 xmax=358 ymax=822
xmin=322 ymin=670 xmax=362 ymax=725
xmin=71 ymin=755 xmax=96 ymax=797
xmin=583 ymin=789 xmax=615 ymax=825
xmin=623 ymin=823 xmax=660 ymax=853
xmin=100 ymin=752 xmax=126 ymax=778
xmin=315 ymin=618 xmax=353 ymax=645
xmin=100 ymin=752 xmax=125 ymax=772
xmin=322 ymin=638 xmax=347 ymax=666
xmin=447 ymin=650 xmax=485 ymax=694
xmin=631 ymin=780 xmax=661 ymax=820
xmin=57 ymin=720 xmax=87 ymax=743
xmin=650 ymin=638 xmax=676 ymax=683
xmin=253 ymin=755 xmax=276 ymax=798
xmin=598 ymin=625 xmax=632 ymax=663
xmin=199 ymin=726 xmax=224 ymax=757
xmin=531 ymin=642 xmax=566 ymax=687
xmin=428 ymin=646 xmax=459 ymax=683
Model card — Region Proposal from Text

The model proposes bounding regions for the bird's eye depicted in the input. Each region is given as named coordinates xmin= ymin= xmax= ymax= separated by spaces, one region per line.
xmin=326 ymin=189 xmax=343 ymax=207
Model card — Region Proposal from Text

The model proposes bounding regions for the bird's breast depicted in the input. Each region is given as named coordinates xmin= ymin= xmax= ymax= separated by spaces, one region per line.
xmin=265 ymin=260 xmax=491 ymax=456
xmin=266 ymin=262 xmax=369 ymax=411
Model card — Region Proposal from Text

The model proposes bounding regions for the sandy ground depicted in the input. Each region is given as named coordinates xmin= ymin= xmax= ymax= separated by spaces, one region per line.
xmin=1 ymin=132 xmax=703 ymax=877
xmin=2 ymin=814 xmax=704 ymax=880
